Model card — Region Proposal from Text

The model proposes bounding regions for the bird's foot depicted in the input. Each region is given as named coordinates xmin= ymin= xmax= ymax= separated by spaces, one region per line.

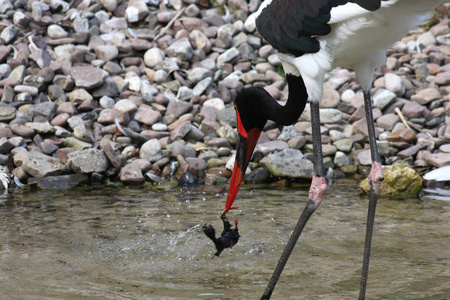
xmin=368 ymin=162 xmax=384 ymax=195
xmin=308 ymin=176 xmax=327 ymax=209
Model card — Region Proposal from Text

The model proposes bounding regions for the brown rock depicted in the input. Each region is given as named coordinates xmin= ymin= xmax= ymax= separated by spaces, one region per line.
xmin=425 ymin=152 xmax=450 ymax=167
xmin=134 ymin=104 xmax=162 ymax=126
xmin=100 ymin=139 xmax=122 ymax=169
xmin=10 ymin=123 xmax=35 ymax=138
xmin=120 ymin=161 xmax=145 ymax=184
xmin=386 ymin=128 xmax=416 ymax=143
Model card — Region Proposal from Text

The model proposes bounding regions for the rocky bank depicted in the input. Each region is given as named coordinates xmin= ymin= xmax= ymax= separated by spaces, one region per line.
xmin=0 ymin=0 xmax=450 ymax=195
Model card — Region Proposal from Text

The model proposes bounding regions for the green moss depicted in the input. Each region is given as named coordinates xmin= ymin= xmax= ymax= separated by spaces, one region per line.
xmin=359 ymin=164 xmax=423 ymax=199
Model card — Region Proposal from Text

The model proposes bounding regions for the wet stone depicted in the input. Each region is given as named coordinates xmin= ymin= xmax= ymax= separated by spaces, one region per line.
xmin=120 ymin=161 xmax=145 ymax=184
xmin=264 ymin=149 xmax=313 ymax=179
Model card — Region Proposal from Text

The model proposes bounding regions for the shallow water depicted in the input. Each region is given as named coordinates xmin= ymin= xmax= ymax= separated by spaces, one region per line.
xmin=0 ymin=179 xmax=449 ymax=299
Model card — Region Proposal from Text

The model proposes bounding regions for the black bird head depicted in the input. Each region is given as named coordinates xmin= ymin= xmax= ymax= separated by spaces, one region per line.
xmin=223 ymin=87 xmax=271 ymax=214
xmin=223 ymin=75 xmax=308 ymax=215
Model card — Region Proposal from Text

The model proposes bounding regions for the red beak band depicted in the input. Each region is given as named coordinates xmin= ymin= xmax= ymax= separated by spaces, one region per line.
xmin=223 ymin=128 xmax=261 ymax=215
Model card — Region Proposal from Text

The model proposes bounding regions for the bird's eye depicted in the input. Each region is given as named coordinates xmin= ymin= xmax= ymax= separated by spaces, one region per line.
xmin=234 ymin=105 xmax=237 ymax=111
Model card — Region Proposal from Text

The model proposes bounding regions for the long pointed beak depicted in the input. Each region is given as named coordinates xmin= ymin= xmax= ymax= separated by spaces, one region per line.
xmin=223 ymin=126 xmax=261 ymax=215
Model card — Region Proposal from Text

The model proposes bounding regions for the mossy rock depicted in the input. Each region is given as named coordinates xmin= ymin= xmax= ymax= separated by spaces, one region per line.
xmin=360 ymin=164 xmax=423 ymax=198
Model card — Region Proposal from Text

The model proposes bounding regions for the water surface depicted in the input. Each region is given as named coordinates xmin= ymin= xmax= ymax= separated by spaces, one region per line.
xmin=0 ymin=179 xmax=449 ymax=299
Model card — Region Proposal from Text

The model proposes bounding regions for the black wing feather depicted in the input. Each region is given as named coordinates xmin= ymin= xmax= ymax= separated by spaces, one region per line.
xmin=255 ymin=0 xmax=381 ymax=57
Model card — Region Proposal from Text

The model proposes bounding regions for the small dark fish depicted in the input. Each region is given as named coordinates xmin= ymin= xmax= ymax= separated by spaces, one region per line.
xmin=203 ymin=214 xmax=240 ymax=257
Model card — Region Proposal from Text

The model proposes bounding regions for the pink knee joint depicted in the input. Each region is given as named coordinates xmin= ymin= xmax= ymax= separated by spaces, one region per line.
xmin=308 ymin=176 xmax=327 ymax=209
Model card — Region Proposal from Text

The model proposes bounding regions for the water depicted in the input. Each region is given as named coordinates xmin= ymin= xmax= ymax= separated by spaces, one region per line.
xmin=0 ymin=179 xmax=449 ymax=299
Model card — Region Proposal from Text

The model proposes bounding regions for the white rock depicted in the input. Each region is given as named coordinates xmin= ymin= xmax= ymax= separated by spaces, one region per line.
xmin=203 ymin=98 xmax=225 ymax=111
xmin=144 ymin=48 xmax=165 ymax=67
xmin=140 ymin=139 xmax=162 ymax=162
xmin=384 ymin=73 xmax=405 ymax=96
xmin=373 ymin=89 xmax=396 ymax=110
xmin=244 ymin=12 xmax=257 ymax=32
xmin=47 ymin=24 xmax=68 ymax=39
xmin=114 ymin=99 xmax=137 ymax=113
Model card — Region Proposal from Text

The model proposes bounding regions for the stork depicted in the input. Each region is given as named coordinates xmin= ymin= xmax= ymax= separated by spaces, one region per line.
xmin=220 ymin=0 xmax=447 ymax=299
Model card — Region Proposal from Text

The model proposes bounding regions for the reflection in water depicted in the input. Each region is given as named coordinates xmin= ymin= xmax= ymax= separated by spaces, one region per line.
xmin=0 ymin=180 xmax=449 ymax=299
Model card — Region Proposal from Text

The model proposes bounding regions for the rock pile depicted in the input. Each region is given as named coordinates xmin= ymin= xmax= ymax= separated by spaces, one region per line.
xmin=0 ymin=0 xmax=449 ymax=191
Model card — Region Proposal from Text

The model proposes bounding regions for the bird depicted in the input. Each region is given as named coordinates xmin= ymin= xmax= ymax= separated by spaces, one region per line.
xmin=219 ymin=0 xmax=447 ymax=299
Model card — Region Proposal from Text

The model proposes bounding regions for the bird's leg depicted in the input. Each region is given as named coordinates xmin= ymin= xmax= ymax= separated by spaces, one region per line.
xmin=262 ymin=101 xmax=326 ymax=299
xmin=359 ymin=89 xmax=384 ymax=300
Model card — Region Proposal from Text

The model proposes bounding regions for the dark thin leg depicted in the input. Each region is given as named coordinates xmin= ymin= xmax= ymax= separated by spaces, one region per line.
xmin=359 ymin=90 xmax=384 ymax=300
xmin=262 ymin=102 xmax=327 ymax=299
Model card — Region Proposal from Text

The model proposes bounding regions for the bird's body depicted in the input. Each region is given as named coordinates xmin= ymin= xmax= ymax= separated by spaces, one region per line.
xmin=260 ymin=0 xmax=444 ymax=101
xmin=219 ymin=0 xmax=447 ymax=299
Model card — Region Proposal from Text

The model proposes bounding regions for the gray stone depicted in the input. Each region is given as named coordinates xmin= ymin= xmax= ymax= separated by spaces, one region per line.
xmin=25 ymin=122 xmax=55 ymax=134
xmin=33 ymin=102 xmax=58 ymax=121
xmin=63 ymin=137 xmax=92 ymax=150
xmin=167 ymin=38 xmax=193 ymax=61
xmin=67 ymin=149 xmax=109 ymax=174
xmin=188 ymin=67 xmax=212 ymax=84
xmin=216 ymin=125 xmax=236 ymax=145
xmin=203 ymin=98 xmax=225 ymax=111
xmin=333 ymin=139 xmax=353 ymax=152
xmin=384 ymin=73 xmax=405 ymax=96
xmin=74 ymin=127 xmax=95 ymax=143
xmin=397 ymin=144 xmax=427 ymax=159
xmin=166 ymin=99 xmax=193 ymax=118
xmin=376 ymin=113 xmax=399 ymax=131
xmin=71 ymin=66 xmax=105 ymax=90
xmin=1 ymin=25 xmax=17 ymax=44
xmin=190 ymin=30 xmax=211 ymax=53
xmin=0 ymin=137 xmax=14 ymax=154
xmin=14 ymin=85 xmax=39 ymax=96
xmin=357 ymin=150 xmax=372 ymax=165
xmin=216 ymin=107 xmax=236 ymax=127
xmin=287 ymin=135 xmax=307 ymax=149
xmin=320 ymin=108 xmax=343 ymax=124
xmin=177 ymin=86 xmax=194 ymax=101
xmin=0 ymin=105 xmax=16 ymax=121
xmin=217 ymin=47 xmax=240 ymax=67
xmin=170 ymin=121 xmax=192 ymax=141
xmin=114 ymin=99 xmax=137 ymax=113
xmin=278 ymin=125 xmax=300 ymax=141
xmin=47 ymin=24 xmax=68 ymax=39
xmin=140 ymin=139 xmax=162 ymax=162
xmin=22 ymin=152 xmax=68 ymax=178
xmin=411 ymin=88 xmax=441 ymax=105
xmin=94 ymin=45 xmax=119 ymax=61
xmin=373 ymin=89 xmax=396 ymax=110
xmin=144 ymin=48 xmax=165 ymax=68
xmin=125 ymin=0 xmax=149 ymax=23
xmin=255 ymin=140 xmax=289 ymax=156
xmin=265 ymin=149 xmax=314 ymax=179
